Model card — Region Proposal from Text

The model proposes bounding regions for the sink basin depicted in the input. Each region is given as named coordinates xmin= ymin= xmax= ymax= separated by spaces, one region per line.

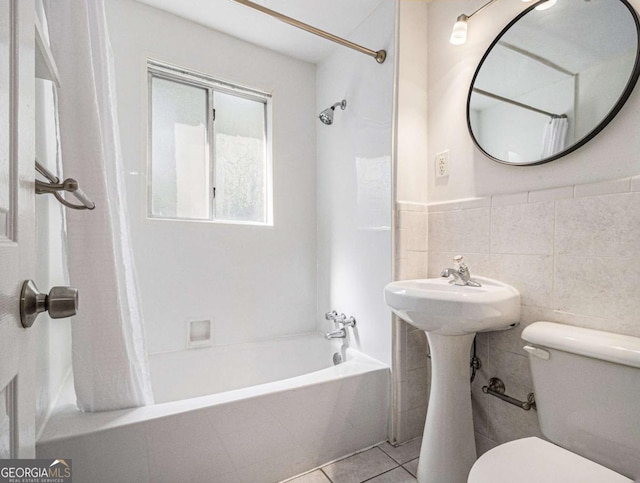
xmin=384 ymin=276 xmax=520 ymax=335
xmin=384 ymin=275 xmax=521 ymax=482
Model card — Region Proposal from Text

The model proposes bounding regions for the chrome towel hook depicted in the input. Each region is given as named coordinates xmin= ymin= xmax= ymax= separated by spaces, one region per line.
xmin=35 ymin=160 xmax=95 ymax=210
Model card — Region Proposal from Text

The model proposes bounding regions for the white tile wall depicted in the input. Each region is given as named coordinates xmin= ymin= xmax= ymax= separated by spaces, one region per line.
xmin=428 ymin=208 xmax=491 ymax=254
xmin=316 ymin=0 xmax=395 ymax=367
xmin=527 ymin=186 xmax=573 ymax=203
xmin=555 ymin=193 xmax=640 ymax=257
xmin=491 ymin=192 xmax=528 ymax=207
xmin=490 ymin=202 xmax=554 ymax=255
xmin=573 ymin=178 xmax=631 ymax=198
xmin=393 ymin=203 xmax=429 ymax=443
xmin=487 ymin=254 xmax=554 ymax=309
xmin=396 ymin=176 xmax=640 ymax=452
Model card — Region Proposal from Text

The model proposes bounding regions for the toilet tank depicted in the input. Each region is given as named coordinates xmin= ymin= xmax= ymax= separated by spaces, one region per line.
xmin=522 ymin=322 xmax=640 ymax=480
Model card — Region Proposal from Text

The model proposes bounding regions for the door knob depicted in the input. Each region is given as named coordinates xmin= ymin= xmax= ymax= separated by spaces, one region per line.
xmin=20 ymin=280 xmax=78 ymax=328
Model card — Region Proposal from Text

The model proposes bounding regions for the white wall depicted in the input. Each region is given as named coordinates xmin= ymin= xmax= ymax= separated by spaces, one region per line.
xmin=316 ymin=0 xmax=395 ymax=366
xmin=106 ymin=0 xmax=318 ymax=353
xmin=396 ymin=1 xmax=429 ymax=204
xmin=427 ymin=0 xmax=640 ymax=203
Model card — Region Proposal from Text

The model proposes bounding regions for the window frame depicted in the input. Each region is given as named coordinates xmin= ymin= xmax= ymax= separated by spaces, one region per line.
xmin=147 ymin=60 xmax=273 ymax=226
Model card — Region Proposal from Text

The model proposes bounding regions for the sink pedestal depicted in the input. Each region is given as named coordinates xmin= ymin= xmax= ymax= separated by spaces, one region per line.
xmin=384 ymin=276 xmax=521 ymax=483
xmin=417 ymin=332 xmax=476 ymax=483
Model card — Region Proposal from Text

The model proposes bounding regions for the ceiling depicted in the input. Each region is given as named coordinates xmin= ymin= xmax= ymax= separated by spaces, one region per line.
xmin=135 ymin=0 xmax=386 ymax=64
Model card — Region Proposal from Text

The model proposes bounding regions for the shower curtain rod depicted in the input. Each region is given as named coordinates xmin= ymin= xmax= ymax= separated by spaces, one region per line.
xmin=473 ymin=88 xmax=566 ymax=118
xmin=230 ymin=0 xmax=387 ymax=64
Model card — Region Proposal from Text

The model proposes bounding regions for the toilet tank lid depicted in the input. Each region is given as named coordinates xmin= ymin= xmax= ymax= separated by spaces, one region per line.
xmin=522 ymin=322 xmax=640 ymax=369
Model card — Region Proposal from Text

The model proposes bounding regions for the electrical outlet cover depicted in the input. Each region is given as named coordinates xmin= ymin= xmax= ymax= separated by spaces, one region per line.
xmin=435 ymin=150 xmax=450 ymax=178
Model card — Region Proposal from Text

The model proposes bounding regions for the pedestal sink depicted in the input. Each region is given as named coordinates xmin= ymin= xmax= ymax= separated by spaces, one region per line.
xmin=384 ymin=276 xmax=520 ymax=483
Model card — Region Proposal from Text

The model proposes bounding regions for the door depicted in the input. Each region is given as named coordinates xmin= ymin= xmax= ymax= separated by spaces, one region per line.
xmin=0 ymin=0 xmax=37 ymax=458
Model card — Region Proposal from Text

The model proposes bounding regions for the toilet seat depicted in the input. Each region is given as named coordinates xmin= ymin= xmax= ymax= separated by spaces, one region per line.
xmin=468 ymin=437 xmax=632 ymax=483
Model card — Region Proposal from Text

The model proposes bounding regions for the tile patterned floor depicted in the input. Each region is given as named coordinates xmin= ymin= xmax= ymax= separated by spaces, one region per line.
xmin=284 ymin=438 xmax=421 ymax=483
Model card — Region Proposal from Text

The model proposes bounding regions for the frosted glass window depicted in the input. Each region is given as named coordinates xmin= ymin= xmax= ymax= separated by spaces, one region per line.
xmin=150 ymin=77 xmax=210 ymax=220
xmin=214 ymin=91 xmax=266 ymax=223
xmin=148 ymin=63 xmax=271 ymax=225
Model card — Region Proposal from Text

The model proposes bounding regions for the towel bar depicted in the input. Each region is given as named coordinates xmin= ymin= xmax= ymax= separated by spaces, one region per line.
xmin=35 ymin=160 xmax=95 ymax=210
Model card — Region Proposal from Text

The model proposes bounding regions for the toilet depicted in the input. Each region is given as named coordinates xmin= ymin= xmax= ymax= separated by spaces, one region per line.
xmin=468 ymin=321 xmax=640 ymax=483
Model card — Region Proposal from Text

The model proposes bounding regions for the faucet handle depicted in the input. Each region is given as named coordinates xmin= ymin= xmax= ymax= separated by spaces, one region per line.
xmin=325 ymin=310 xmax=338 ymax=321
xmin=343 ymin=316 xmax=356 ymax=328
xmin=454 ymin=255 xmax=468 ymax=271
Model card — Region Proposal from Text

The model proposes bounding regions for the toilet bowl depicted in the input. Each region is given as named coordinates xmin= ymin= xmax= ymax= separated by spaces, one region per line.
xmin=468 ymin=437 xmax=632 ymax=483
xmin=467 ymin=322 xmax=640 ymax=483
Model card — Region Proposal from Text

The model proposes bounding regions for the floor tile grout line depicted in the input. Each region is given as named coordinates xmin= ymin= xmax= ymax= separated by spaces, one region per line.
xmin=319 ymin=446 xmax=400 ymax=483
xmin=376 ymin=439 xmax=421 ymax=466
xmin=320 ymin=467 xmax=334 ymax=483
xmin=359 ymin=463 xmax=412 ymax=482
xmin=397 ymin=465 xmax=416 ymax=479
xmin=401 ymin=457 xmax=419 ymax=477
xmin=286 ymin=442 xmax=420 ymax=482
xmin=359 ymin=464 xmax=399 ymax=482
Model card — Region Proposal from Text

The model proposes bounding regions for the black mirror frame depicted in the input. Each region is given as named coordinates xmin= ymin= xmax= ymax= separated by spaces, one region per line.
xmin=466 ymin=0 xmax=640 ymax=166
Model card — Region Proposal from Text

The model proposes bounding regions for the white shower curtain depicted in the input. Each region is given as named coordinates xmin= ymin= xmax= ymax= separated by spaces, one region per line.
xmin=45 ymin=0 xmax=154 ymax=411
xmin=541 ymin=116 xmax=569 ymax=159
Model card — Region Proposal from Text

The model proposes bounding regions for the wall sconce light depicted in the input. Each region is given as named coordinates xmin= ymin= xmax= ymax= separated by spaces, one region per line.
xmin=449 ymin=0 xmax=499 ymax=45
xmin=450 ymin=14 xmax=470 ymax=45
xmin=451 ymin=0 xmax=557 ymax=45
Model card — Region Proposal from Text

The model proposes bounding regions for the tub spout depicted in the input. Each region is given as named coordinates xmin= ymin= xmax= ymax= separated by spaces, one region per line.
xmin=325 ymin=328 xmax=347 ymax=340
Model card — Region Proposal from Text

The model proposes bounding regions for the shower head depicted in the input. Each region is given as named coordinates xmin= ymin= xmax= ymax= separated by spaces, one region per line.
xmin=319 ymin=99 xmax=347 ymax=125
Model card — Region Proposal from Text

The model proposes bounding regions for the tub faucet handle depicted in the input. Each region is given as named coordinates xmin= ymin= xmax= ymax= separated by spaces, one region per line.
xmin=343 ymin=316 xmax=356 ymax=328
xmin=325 ymin=310 xmax=338 ymax=321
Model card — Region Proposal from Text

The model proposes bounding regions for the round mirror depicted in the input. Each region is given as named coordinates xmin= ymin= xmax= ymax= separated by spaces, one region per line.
xmin=467 ymin=0 xmax=640 ymax=166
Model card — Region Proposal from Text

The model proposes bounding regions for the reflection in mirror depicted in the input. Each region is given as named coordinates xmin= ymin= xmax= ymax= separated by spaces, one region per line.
xmin=468 ymin=0 xmax=640 ymax=165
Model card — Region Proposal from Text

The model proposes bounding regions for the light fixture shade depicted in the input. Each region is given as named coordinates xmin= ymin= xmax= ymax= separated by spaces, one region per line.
xmin=450 ymin=16 xmax=468 ymax=45
xmin=535 ymin=0 xmax=557 ymax=10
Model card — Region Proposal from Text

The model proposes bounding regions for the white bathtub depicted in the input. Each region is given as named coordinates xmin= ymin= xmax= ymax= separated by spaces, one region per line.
xmin=37 ymin=333 xmax=390 ymax=483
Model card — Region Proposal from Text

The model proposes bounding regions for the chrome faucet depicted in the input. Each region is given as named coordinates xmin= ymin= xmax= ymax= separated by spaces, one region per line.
xmin=440 ymin=255 xmax=481 ymax=287
xmin=325 ymin=328 xmax=347 ymax=340
xmin=324 ymin=310 xmax=357 ymax=339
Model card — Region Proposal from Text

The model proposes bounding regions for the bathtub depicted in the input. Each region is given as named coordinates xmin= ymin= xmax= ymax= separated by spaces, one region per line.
xmin=37 ymin=333 xmax=390 ymax=483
